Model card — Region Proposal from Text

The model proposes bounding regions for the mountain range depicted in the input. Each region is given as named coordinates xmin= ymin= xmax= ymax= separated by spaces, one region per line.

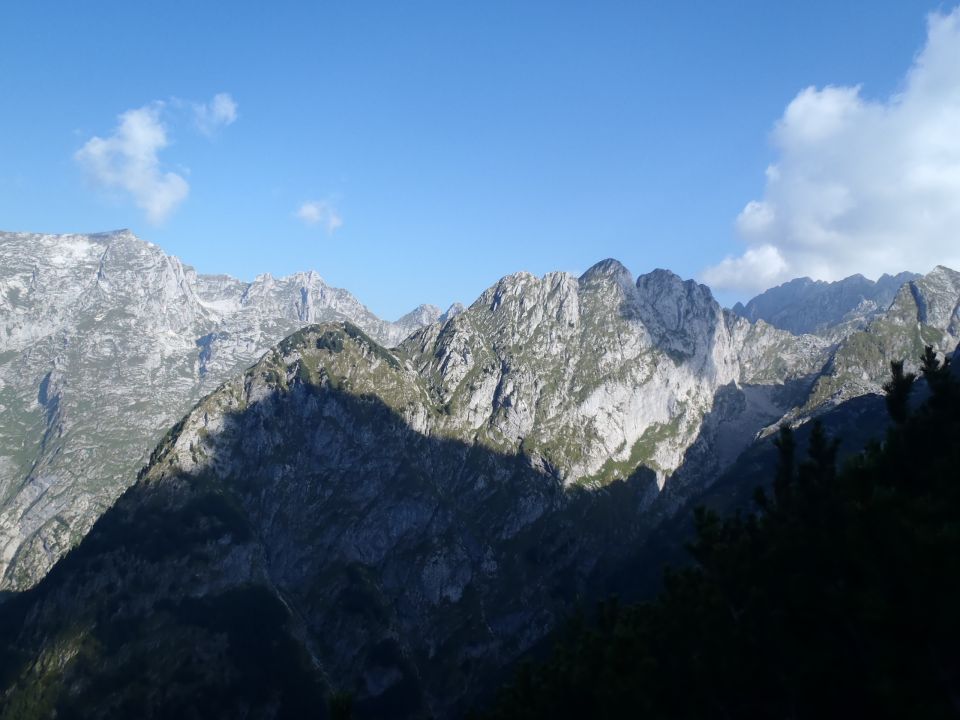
xmin=0 ymin=230 xmax=456 ymax=590
xmin=731 ymin=271 xmax=921 ymax=337
xmin=1 ymin=230 xmax=959 ymax=717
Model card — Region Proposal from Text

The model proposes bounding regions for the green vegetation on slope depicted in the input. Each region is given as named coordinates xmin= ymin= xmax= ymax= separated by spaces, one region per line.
xmin=479 ymin=347 xmax=960 ymax=719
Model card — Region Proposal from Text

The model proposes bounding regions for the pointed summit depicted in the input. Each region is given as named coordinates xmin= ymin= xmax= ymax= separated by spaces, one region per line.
xmin=395 ymin=303 xmax=442 ymax=326
xmin=626 ymin=269 xmax=723 ymax=360
xmin=927 ymin=265 xmax=960 ymax=283
xmin=440 ymin=302 xmax=465 ymax=323
xmin=636 ymin=268 xmax=715 ymax=305
xmin=579 ymin=258 xmax=633 ymax=284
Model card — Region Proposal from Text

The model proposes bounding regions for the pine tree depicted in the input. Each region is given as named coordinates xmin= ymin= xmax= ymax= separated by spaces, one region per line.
xmin=328 ymin=691 xmax=353 ymax=720
xmin=920 ymin=344 xmax=952 ymax=400
xmin=772 ymin=424 xmax=795 ymax=505
xmin=800 ymin=419 xmax=839 ymax=484
xmin=882 ymin=359 xmax=915 ymax=424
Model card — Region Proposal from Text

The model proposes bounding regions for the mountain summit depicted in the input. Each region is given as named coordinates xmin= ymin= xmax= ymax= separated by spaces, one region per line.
xmin=732 ymin=271 xmax=920 ymax=336
xmin=0 ymin=230 xmax=439 ymax=590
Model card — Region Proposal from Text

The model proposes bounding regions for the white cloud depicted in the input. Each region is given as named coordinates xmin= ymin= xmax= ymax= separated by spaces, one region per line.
xmin=702 ymin=7 xmax=960 ymax=293
xmin=75 ymin=103 xmax=188 ymax=224
xmin=702 ymin=245 xmax=788 ymax=291
xmin=76 ymin=93 xmax=238 ymax=223
xmin=194 ymin=92 xmax=238 ymax=135
xmin=297 ymin=200 xmax=343 ymax=234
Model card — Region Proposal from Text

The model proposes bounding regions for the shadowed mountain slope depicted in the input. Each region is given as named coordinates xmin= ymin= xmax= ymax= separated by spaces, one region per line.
xmin=0 ymin=230 xmax=439 ymax=590
xmin=0 ymin=324 xmax=666 ymax=719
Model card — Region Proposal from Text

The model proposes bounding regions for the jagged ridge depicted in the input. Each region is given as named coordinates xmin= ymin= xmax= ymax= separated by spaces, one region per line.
xmin=0 ymin=230 xmax=441 ymax=590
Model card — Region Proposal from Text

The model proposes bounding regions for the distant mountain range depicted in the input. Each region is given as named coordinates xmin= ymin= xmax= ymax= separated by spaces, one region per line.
xmin=0 ymin=229 xmax=958 ymax=718
xmin=731 ymin=271 xmax=921 ymax=337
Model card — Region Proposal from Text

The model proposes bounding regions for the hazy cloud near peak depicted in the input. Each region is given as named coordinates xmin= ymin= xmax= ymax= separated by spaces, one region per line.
xmin=702 ymin=7 xmax=960 ymax=293
xmin=75 ymin=103 xmax=188 ymax=224
xmin=297 ymin=200 xmax=343 ymax=234
xmin=75 ymin=93 xmax=237 ymax=224
xmin=194 ymin=93 xmax=238 ymax=135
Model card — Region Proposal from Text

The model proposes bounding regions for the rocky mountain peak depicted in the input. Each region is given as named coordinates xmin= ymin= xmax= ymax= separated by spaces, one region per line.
xmin=440 ymin=302 xmax=466 ymax=323
xmin=632 ymin=269 xmax=721 ymax=359
xmin=0 ymin=229 xmax=439 ymax=590
xmin=795 ymin=265 xmax=960 ymax=412
xmin=733 ymin=270 xmax=922 ymax=336
xmin=635 ymin=268 xmax=714 ymax=302
xmin=396 ymin=303 xmax=443 ymax=325
xmin=905 ymin=266 xmax=960 ymax=334
xmin=579 ymin=258 xmax=633 ymax=285
xmin=930 ymin=264 xmax=960 ymax=279
xmin=389 ymin=304 xmax=444 ymax=346
xmin=287 ymin=268 xmax=326 ymax=286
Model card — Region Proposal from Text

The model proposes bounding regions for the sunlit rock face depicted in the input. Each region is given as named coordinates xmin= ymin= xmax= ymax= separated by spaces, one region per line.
xmin=0 ymin=230 xmax=436 ymax=590
xmin=400 ymin=260 xmax=827 ymax=491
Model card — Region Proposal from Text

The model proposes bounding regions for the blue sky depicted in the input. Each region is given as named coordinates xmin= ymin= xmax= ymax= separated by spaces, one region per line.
xmin=2 ymin=1 xmax=957 ymax=318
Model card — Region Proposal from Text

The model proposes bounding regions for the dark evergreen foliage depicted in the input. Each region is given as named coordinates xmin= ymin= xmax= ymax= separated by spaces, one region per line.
xmin=479 ymin=346 xmax=960 ymax=720
xmin=328 ymin=691 xmax=354 ymax=720
xmin=882 ymin=359 xmax=915 ymax=424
